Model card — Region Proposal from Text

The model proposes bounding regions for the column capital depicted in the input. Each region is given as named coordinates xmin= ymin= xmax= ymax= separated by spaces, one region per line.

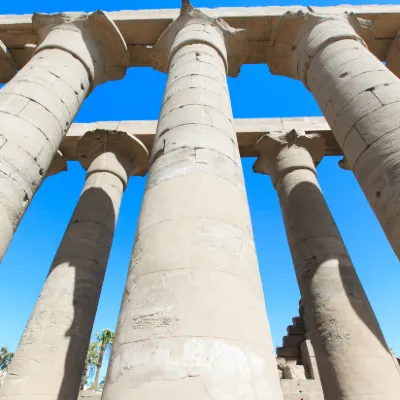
xmin=253 ymin=130 xmax=324 ymax=182
xmin=32 ymin=10 xmax=129 ymax=87
xmin=387 ymin=31 xmax=400 ymax=78
xmin=77 ymin=130 xmax=149 ymax=188
xmin=0 ymin=40 xmax=17 ymax=82
xmin=151 ymin=0 xmax=247 ymax=77
xmin=266 ymin=11 xmax=371 ymax=82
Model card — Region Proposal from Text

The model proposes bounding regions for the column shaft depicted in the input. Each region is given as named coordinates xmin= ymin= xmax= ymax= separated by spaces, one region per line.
xmin=0 ymin=126 xmax=150 ymax=400
xmin=261 ymin=139 xmax=400 ymax=399
xmin=0 ymin=49 xmax=90 ymax=260
xmin=0 ymin=11 xmax=128 ymax=261
xmin=298 ymin=20 xmax=400 ymax=259
xmin=103 ymin=10 xmax=283 ymax=400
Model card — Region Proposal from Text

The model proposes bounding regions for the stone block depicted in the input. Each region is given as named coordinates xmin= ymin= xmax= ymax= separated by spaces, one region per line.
xmin=282 ymin=364 xmax=306 ymax=380
xmin=283 ymin=335 xmax=305 ymax=347
xmin=277 ymin=346 xmax=300 ymax=358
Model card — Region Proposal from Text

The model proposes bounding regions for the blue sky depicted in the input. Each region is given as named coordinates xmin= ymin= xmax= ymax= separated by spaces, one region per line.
xmin=1 ymin=0 xmax=400 ymax=383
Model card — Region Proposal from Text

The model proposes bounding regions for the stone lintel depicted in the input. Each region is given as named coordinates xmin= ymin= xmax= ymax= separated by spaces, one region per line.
xmin=2 ymin=5 xmax=399 ymax=83
xmin=151 ymin=1 xmax=247 ymax=77
xmin=387 ymin=31 xmax=400 ymax=77
xmin=253 ymin=129 xmax=325 ymax=175
xmin=76 ymin=129 xmax=149 ymax=178
xmin=33 ymin=10 xmax=129 ymax=86
xmin=0 ymin=40 xmax=17 ymax=82
xmin=60 ymin=118 xmax=339 ymax=162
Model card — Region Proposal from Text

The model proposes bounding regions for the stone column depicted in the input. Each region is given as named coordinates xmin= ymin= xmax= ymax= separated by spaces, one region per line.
xmin=0 ymin=130 xmax=148 ymax=400
xmin=254 ymin=130 xmax=400 ymax=400
xmin=266 ymin=12 xmax=400 ymax=260
xmin=0 ymin=11 xmax=129 ymax=261
xmin=387 ymin=31 xmax=400 ymax=77
xmin=102 ymin=4 xmax=283 ymax=400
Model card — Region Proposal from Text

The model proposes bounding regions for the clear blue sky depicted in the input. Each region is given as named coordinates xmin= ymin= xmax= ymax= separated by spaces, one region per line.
xmin=1 ymin=0 xmax=399 ymax=383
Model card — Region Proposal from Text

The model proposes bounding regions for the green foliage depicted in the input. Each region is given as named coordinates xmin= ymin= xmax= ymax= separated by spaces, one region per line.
xmin=0 ymin=347 xmax=14 ymax=371
xmin=86 ymin=342 xmax=100 ymax=379
xmin=93 ymin=329 xmax=115 ymax=391
xmin=95 ymin=329 xmax=114 ymax=349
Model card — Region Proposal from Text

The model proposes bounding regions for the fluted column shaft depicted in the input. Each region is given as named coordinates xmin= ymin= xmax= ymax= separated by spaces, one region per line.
xmin=0 ymin=131 xmax=147 ymax=400
xmin=295 ymin=17 xmax=400 ymax=259
xmin=0 ymin=11 xmax=128 ymax=261
xmin=102 ymin=6 xmax=283 ymax=400
xmin=254 ymin=131 xmax=400 ymax=400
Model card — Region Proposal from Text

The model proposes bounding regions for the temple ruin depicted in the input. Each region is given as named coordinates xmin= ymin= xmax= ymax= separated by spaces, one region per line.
xmin=1 ymin=2 xmax=400 ymax=399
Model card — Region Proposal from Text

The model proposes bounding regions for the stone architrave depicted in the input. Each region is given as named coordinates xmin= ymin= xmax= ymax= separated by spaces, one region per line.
xmin=102 ymin=3 xmax=283 ymax=400
xmin=0 ymin=11 xmax=129 ymax=261
xmin=0 ymin=131 xmax=148 ymax=400
xmin=265 ymin=12 xmax=400 ymax=260
xmin=254 ymin=130 xmax=400 ymax=400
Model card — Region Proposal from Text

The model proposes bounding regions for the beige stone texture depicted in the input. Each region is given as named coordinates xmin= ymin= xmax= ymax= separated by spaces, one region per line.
xmin=254 ymin=130 xmax=400 ymax=400
xmin=265 ymin=11 xmax=400 ymax=260
xmin=1 ymin=5 xmax=400 ymax=81
xmin=301 ymin=340 xmax=321 ymax=381
xmin=0 ymin=40 xmax=16 ymax=82
xmin=46 ymin=150 xmax=67 ymax=177
xmin=102 ymin=5 xmax=282 ymax=400
xmin=78 ymin=390 xmax=101 ymax=400
xmin=276 ymin=312 xmax=324 ymax=399
xmin=0 ymin=131 xmax=148 ymax=400
xmin=281 ymin=380 xmax=324 ymax=400
xmin=387 ymin=31 xmax=400 ymax=77
xmin=0 ymin=11 xmax=129 ymax=262
xmin=61 ymin=117 xmax=338 ymax=159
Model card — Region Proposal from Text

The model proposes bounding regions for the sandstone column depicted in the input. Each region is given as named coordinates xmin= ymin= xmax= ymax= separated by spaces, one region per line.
xmin=266 ymin=12 xmax=400 ymax=260
xmin=102 ymin=4 xmax=283 ymax=400
xmin=387 ymin=31 xmax=400 ymax=77
xmin=0 ymin=130 xmax=148 ymax=400
xmin=0 ymin=11 xmax=129 ymax=261
xmin=254 ymin=129 xmax=400 ymax=400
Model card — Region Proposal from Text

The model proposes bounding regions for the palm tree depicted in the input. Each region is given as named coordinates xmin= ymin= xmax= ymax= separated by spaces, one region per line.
xmin=93 ymin=329 xmax=114 ymax=392
xmin=0 ymin=347 xmax=14 ymax=383
xmin=81 ymin=342 xmax=99 ymax=390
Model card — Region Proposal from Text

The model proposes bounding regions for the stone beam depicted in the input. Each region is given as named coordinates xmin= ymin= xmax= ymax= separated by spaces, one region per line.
xmin=1 ymin=5 xmax=400 ymax=83
xmin=60 ymin=117 xmax=338 ymax=161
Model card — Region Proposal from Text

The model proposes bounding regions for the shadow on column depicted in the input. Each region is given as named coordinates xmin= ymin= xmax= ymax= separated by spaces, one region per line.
xmin=50 ymin=186 xmax=116 ymax=400
xmin=284 ymin=179 xmax=391 ymax=354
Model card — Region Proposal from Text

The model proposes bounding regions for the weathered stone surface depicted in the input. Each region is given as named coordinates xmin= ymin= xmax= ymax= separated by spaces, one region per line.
xmin=277 ymin=346 xmax=301 ymax=359
xmin=46 ymin=150 xmax=67 ymax=177
xmin=61 ymin=117 xmax=339 ymax=160
xmin=255 ymin=130 xmax=400 ymax=400
xmin=266 ymin=11 xmax=400 ymax=261
xmin=281 ymin=379 xmax=324 ymax=400
xmin=387 ymin=31 xmax=400 ymax=77
xmin=102 ymin=5 xmax=282 ymax=400
xmin=0 ymin=40 xmax=16 ymax=82
xmin=0 ymin=10 xmax=129 ymax=262
xmin=287 ymin=325 xmax=305 ymax=336
xmin=282 ymin=364 xmax=306 ymax=380
xmin=78 ymin=390 xmax=101 ymax=399
xmin=1 ymin=5 xmax=400 ymax=81
xmin=0 ymin=132 xmax=148 ymax=400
